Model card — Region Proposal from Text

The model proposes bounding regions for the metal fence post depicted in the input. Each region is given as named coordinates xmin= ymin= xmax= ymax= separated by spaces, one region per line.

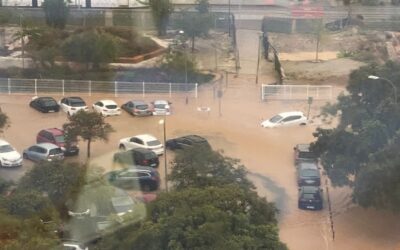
xmin=7 ymin=78 xmax=10 ymax=95
xmin=62 ymin=80 xmax=65 ymax=96
xmin=169 ymin=83 xmax=172 ymax=98
xmin=261 ymin=84 xmax=264 ymax=101
xmin=307 ymin=85 xmax=309 ymax=98
xmin=195 ymin=83 xmax=198 ymax=98
xmin=34 ymin=79 xmax=37 ymax=96
xmin=115 ymin=81 xmax=118 ymax=97
xmin=142 ymin=81 xmax=145 ymax=98
xmin=89 ymin=80 xmax=92 ymax=96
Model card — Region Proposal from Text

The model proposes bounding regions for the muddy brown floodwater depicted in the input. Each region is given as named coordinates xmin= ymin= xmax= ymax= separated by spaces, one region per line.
xmin=1 ymin=75 xmax=400 ymax=250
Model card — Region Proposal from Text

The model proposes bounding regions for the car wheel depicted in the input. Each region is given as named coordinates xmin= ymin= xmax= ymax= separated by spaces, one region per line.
xmin=119 ymin=145 xmax=126 ymax=151
xmin=23 ymin=153 xmax=28 ymax=159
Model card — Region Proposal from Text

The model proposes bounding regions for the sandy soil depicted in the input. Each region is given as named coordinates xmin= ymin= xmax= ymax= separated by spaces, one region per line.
xmin=1 ymin=74 xmax=400 ymax=250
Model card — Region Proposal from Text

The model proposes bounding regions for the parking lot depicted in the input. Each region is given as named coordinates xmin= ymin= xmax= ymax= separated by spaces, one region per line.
xmin=1 ymin=77 xmax=400 ymax=250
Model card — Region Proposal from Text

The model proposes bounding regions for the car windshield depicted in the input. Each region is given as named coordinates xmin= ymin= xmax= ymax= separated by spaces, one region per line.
xmin=299 ymin=151 xmax=317 ymax=159
xmin=54 ymin=135 xmax=65 ymax=143
xmin=136 ymin=104 xmax=148 ymax=110
xmin=154 ymin=104 xmax=166 ymax=109
xmin=70 ymin=100 xmax=85 ymax=107
xmin=0 ymin=145 xmax=14 ymax=153
xmin=49 ymin=148 xmax=63 ymax=155
xmin=301 ymin=169 xmax=319 ymax=177
xmin=269 ymin=115 xmax=282 ymax=123
xmin=105 ymin=105 xmax=117 ymax=109
xmin=147 ymin=140 xmax=161 ymax=146
xmin=43 ymin=99 xmax=57 ymax=106
xmin=303 ymin=193 xmax=317 ymax=200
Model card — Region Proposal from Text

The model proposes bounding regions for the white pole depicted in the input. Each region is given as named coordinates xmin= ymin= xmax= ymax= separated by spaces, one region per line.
xmin=7 ymin=78 xmax=10 ymax=95
xmin=169 ymin=83 xmax=172 ymax=98
xmin=195 ymin=83 xmax=198 ymax=98
xmin=34 ymin=79 xmax=37 ymax=96
xmin=89 ymin=80 xmax=92 ymax=96
xmin=62 ymin=79 xmax=65 ymax=96
xmin=142 ymin=81 xmax=145 ymax=98
xmin=115 ymin=81 xmax=118 ymax=97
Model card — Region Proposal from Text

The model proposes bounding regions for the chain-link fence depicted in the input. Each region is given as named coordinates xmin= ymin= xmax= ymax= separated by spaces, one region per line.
xmin=0 ymin=78 xmax=198 ymax=98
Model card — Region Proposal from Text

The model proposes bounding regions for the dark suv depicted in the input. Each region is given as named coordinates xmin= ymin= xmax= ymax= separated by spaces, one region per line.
xmin=105 ymin=166 xmax=160 ymax=191
xmin=298 ymin=186 xmax=323 ymax=210
xmin=113 ymin=148 xmax=159 ymax=168
xmin=294 ymin=144 xmax=317 ymax=165
xmin=166 ymin=135 xmax=210 ymax=150
xmin=297 ymin=162 xmax=321 ymax=187
xmin=36 ymin=128 xmax=79 ymax=156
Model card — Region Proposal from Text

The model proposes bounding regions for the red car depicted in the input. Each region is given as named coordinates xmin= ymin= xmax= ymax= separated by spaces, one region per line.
xmin=36 ymin=128 xmax=79 ymax=156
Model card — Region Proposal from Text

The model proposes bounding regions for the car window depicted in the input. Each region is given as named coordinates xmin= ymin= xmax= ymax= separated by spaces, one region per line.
xmin=298 ymin=151 xmax=316 ymax=159
xmin=282 ymin=115 xmax=301 ymax=122
xmin=37 ymin=147 xmax=47 ymax=154
xmin=70 ymin=100 xmax=86 ymax=107
xmin=105 ymin=105 xmax=117 ymax=109
xmin=96 ymin=102 xmax=103 ymax=107
xmin=42 ymin=99 xmax=57 ymax=106
xmin=136 ymin=104 xmax=148 ymax=110
xmin=147 ymin=140 xmax=161 ymax=146
xmin=49 ymin=148 xmax=62 ymax=155
xmin=0 ymin=145 xmax=14 ymax=153
xmin=138 ymin=172 xmax=150 ymax=178
xmin=127 ymin=102 xmax=133 ymax=107
xmin=300 ymin=169 xmax=319 ymax=177
xmin=269 ymin=115 xmax=282 ymax=123
xmin=303 ymin=193 xmax=316 ymax=199
xmin=60 ymin=98 xmax=66 ymax=104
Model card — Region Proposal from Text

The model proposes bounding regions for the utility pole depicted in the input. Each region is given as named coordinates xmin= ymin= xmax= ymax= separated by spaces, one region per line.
xmin=255 ymin=33 xmax=262 ymax=84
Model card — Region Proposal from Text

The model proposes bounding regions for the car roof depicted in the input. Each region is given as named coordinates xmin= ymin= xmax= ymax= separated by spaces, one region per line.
xmin=135 ymin=134 xmax=158 ymax=141
xmin=300 ymin=186 xmax=320 ymax=193
xmin=66 ymin=96 xmax=84 ymax=101
xmin=181 ymin=135 xmax=207 ymax=142
xmin=37 ymin=96 xmax=56 ymax=101
xmin=130 ymin=100 xmax=147 ymax=104
xmin=278 ymin=111 xmax=305 ymax=117
xmin=98 ymin=99 xmax=117 ymax=105
xmin=299 ymin=162 xmax=318 ymax=169
xmin=36 ymin=143 xmax=61 ymax=149
xmin=0 ymin=139 xmax=11 ymax=146
xmin=42 ymin=128 xmax=64 ymax=136
xmin=153 ymin=100 xmax=169 ymax=105
xmin=296 ymin=144 xmax=311 ymax=152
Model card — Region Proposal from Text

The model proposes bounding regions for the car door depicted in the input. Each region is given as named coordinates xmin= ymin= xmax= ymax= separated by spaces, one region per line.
xmin=129 ymin=137 xmax=144 ymax=150
xmin=28 ymin=146 xmax=43 ymax=161
xmin=94 ymin=101 xmax=103 ymax=113
xmin=60 ymin=98 xmax=68 ymax=112
xmin=117 ymin=170 xmax=138 ymax=186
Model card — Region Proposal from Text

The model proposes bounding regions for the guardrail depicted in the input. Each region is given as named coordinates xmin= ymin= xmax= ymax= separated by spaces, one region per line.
xmin=0 ymin=78 xmax=198 ymax=98
xmin=261 ymin=84 xmax=333 ymax=101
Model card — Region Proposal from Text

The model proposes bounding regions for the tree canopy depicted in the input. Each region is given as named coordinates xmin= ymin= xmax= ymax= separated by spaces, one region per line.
xmin=178 ymin=11 xmax=212 ymax=52
xmin=42 ymin=0 xmax=69 ymax=29
xmin=63 ymin=110 xmax=114 ymax=158
xmin=312 ymin=61 xmax=400 ymax=210
xmin=149 ymin=0 xmax=173 ymax=36
xmin=0 ymin=109 xmax=9 ymax=134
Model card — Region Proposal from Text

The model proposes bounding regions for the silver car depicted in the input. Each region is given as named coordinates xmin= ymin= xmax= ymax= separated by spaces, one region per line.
xmin=23 ymin=143 xmax=64 ymax=162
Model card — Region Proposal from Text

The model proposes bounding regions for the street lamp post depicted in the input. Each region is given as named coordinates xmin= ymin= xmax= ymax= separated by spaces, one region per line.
xmin=368 ymin=75 xmax=397 ymax=104
xmin=159 ymin=118 xmax=168 ymax=192
xmin=255 ymin=33 xmax=262 ymax=84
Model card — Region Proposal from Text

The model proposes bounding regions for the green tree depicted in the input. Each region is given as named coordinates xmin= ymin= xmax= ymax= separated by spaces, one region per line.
xmin=61 ymin=31 xmax=118 ymax=70
xmin=149 ymin=0 xmax=173 ymax=36
xmin=17 ymin=161 xmax=86 ymax=212
xmin=42 ymin=0 xmax=70 ymax=29
xmin=169 ymin=146 xmax=254 ymax=191
xmin=312 ymin=61 xmax=400 ymax=210
xmin=63 ymin=110 xmax=114 ymax=158
xmin=0 ymin=109 xmax=9 ymax=134
xmin=178 ymin=12 xmax=212 ymax=52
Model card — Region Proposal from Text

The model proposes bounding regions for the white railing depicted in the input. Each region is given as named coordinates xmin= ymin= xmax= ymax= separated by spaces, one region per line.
xmin=261 ymin=84 xmax=333 ymax=101
xmin=0 ymin=78 xmax=198 ymax=98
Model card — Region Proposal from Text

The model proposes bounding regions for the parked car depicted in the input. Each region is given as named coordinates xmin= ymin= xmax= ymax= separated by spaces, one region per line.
xmin=294 ymin=144 xmax=317 ymax=165
xmin=105 ymin=166 xmax=160 ymax=191
xmin=23 ymin=143 xmax=64 ymax=162
xmin=113 ymin=147 xmax=159 ymax=168
xmin=121 ymin=100 xmax=152 ymax=116
xmin=261 ymin=111 xmax=307 ymax=128
xmin=0 ymin=139 xmax=23 ymax=168
xmin=166 ymin=135 xmax=210 ymax=150
xmin=59 ymin=97 xmax=89 ymax=116
xmin=29 ymin=96 xmax=60 ymax=113
xmin=151 ymin=100 xmax=171 ymax=116
xmin=92 ymin=99 xmax=121 ymax=117
xmin=119 ymin=134 xmax=163 ymax=155
xmin=298 ymin=186 xmax=323 ymax=210
xmin=37 ymin=128 xmax=79 ymax=156
xmin=297 ymin=162 xmax=321 ymax=187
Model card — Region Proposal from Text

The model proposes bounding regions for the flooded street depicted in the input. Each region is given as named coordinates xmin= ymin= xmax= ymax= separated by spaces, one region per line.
xmin=1 ymin=74 xmax=400 ymax=249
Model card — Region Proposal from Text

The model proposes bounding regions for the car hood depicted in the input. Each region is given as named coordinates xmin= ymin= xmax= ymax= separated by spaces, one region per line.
xmin=0 ymin=151 xmax=21 ymax=160
xmin=261 ymin=120 xmax=277 ymax=128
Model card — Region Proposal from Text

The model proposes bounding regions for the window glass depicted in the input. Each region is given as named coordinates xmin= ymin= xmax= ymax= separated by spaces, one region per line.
xmin=269 ymin=115 xmax=282 ymax=123
xmin=0 ymin=145 xmax=14 ymax=153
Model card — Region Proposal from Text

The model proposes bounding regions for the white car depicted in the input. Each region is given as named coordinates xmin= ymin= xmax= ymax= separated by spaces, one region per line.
xmin=261 ymin=111 xmax=307 ymax=128
xmin=0 ymin=139 xmax=23 ymax=168
xmin=92 ymin=99 xmax=121 ymax=116
xmin=151 ymin=100 xmax=171 ymax=116
xmin=59 ymin=97 xmax=89 ymax=116
xmin=119 ymin=134 xmax=164 ymax=155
